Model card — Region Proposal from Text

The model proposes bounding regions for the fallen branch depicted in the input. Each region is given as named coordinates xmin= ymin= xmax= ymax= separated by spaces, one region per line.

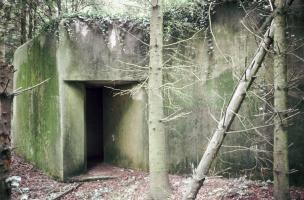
xmin=66 ymin=175 xmax=116 ymax=183
xmin=51 ymin=183 xmax=82 ymax=200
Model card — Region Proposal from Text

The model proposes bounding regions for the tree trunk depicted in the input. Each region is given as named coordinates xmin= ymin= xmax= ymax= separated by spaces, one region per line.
xmin=33 ymin=1 xmax=37 ymax=36
xmin=72 ymin=0 xmax=76 ymax=12
xmin=0 ymin=30 xmax=13 ymax=200
xmin=182 ymin=22 xmax=275 ymax=200
xmin=57 ymin=0 xmax=62 ymax=16
xmin=28 ymin=0 xmax=33 ymax=39
xmin=273 ymin=0 xmax=290 ymax=199
xmin=0 ymin=3 xmax=13 ymax=198
xmin=0 ymin=65 xmax=12 ymax=200
xmin=46 ymin=1 xmax=53 ymax=20
xmin=148 ymin=0 xmax=170 ymax=199
xmin=20 ymin=0 xmax=27 ymax=44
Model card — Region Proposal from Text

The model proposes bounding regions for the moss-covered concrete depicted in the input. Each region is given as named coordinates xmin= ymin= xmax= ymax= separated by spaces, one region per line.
xmin=13 ymin=18 xmax=149 ymax=179
xmin=60 ymin=82 xmax=86 ymax=177
xmin=13 ymin=33 xmax=62 ymax=178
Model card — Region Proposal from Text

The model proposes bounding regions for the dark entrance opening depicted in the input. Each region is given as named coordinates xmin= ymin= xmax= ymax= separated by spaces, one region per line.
xmin=86 ymin=87 xmax=104 ymax=168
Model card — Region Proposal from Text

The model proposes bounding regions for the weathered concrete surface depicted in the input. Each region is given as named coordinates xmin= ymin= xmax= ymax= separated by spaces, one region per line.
xmin=164 ymin=4 xmax=266 ymax=176
xmin=103 ymin=85 xmax=148 ymax=170
xmin=12 ymin=2 xmax=304 ymax=185
xmin=13 ymin=33 xmax=63 ymax=178
xmin=164 ymin=3 xmax=304 ymax=185
xmin=58 ymin=20 xmax=147 ymax=81
xmin=60 ymin=82 xmax=86 ymax=178
xmin=284 ymin=7 xmax=304 ymax=185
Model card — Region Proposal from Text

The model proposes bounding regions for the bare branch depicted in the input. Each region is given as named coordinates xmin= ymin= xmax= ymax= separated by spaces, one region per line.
xmin=12 ymin=78 xmax=50 ymax=96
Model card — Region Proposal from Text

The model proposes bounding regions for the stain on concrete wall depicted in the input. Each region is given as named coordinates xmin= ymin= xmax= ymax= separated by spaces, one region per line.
xmin=59 ymin=20 xmax=147 ymax=81
xmin=13 ymin=33 xmax=62 ymax=178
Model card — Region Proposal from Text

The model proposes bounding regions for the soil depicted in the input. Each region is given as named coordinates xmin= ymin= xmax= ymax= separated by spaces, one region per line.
xmin=10 ymin=155 xmax=304 ymax=200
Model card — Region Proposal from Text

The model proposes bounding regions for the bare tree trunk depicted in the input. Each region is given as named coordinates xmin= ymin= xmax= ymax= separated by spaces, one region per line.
xmin=72 ymin=0 xmax=76 ymax=12
xmin=20 ymin=0 xmax=27 ymax=44
xmin=273 ymin=0 xmax=290 ymax=199
xmin=28 ymin=0 xmax=33 ymax=39
xmin=182 ymin=22 xmax=275 ymax=200
xmin=0 ymin=6 xmax=13 ymax=197
xmin=258 ymin=0 xmax=294 ymax=33
xmin=0 ymin=36 xmax=4 ymax=65
xmin=33 ymin=1 xmax=37 ymax=35
xmin=0 ymin=62 xmax=13 ymax=200
xmin=148 ymin=0 xmax=170 ymax=199
xmin=46 ymin=0 xmax=54 ymax=20
xmin=57 ymin=0 xmax=62 ymax=16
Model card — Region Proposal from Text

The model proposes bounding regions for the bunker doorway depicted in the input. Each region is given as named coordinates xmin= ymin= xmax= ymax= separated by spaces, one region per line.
xmin=86 ymin=87 xmax=104 ymax=168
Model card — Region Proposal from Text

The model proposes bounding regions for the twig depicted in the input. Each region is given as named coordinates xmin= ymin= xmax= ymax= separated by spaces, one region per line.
xmin=208 ymin=107 xmax=219 ymax=124
xmin=11 ymin=78 xmax=50 ymax=96
xmin=288 ymin=52 xmax=304 ymax=64
xmin=164 ymin=29 xmax=203 ymax=47
xmin=118 ymin=26 xmax=149 ymax=47
xmin=51 ymin=183 xmax=82 ymax=200
xmin=268 ymin=0 xmax=274 ymax=11
xmin=161 ymin=110 xmax=192 ymax=123
xmin=241 ymin=20 xmax=263 ymax=40
xmin=226 ymin=123 xmax=274 ymax=134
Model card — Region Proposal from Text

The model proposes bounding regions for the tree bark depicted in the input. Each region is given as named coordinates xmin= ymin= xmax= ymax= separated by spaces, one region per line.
xmin=148 ymin=0 xmax=170 ymax=199
xmin=0 ymin=68 xmax=12 ymax=200
xmin=57 ymin=0 xmax=62 ymax=16
xmin=273 ymin=0 xmax=290 ymax=199
xmin=33 ymin=1 xmax=37 ymax=35
xmin=0 ymin=39 xmax=13 ymax=200
xmin=0 ymin=3 xmax=13 ymax=198
xmin=28 ymin=0 xmax=33 ymax=39
xmin=46 ymin=0 xmax=54 ymax=20
xmin=182 ymin=21 xmax=275 ymax=200
xmin=20 ymin=0 xmax=27 ymax=44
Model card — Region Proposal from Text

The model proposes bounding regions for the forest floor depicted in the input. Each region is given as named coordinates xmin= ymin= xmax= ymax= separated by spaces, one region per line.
xmin=10 ymin=155 xmax=304 ymax=200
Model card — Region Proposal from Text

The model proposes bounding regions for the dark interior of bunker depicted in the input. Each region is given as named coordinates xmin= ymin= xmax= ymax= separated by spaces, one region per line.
xmin=86 ymin=87 xmax=104 ymax=167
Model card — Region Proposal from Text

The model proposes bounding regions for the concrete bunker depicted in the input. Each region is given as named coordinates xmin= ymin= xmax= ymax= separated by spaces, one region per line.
xmin=12 ymin=2 xmax=304 ymax=184
xmin=12 ymin=19 xmax=149 ymax=179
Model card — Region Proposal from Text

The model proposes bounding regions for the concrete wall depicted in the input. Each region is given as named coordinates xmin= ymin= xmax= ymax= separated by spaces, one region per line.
xmin=58 ymin=20 xmax=147 ymax=81
xmin=163 ymin=2 xmax=304 ymax=184
xmin=103 ymin=85 xmax=148 ymax=170
xmin=60 ymin=82 xmax=86 ymax=178
xmin=283 ymin=6 xmax=304 ymax=185
xmin=12 ymin=2 xmax=304 ymax=184
xmin=162 ymin=4 xmax=264 ymax=175
xmin=13 ymin=33 xmax=63 ymax=178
